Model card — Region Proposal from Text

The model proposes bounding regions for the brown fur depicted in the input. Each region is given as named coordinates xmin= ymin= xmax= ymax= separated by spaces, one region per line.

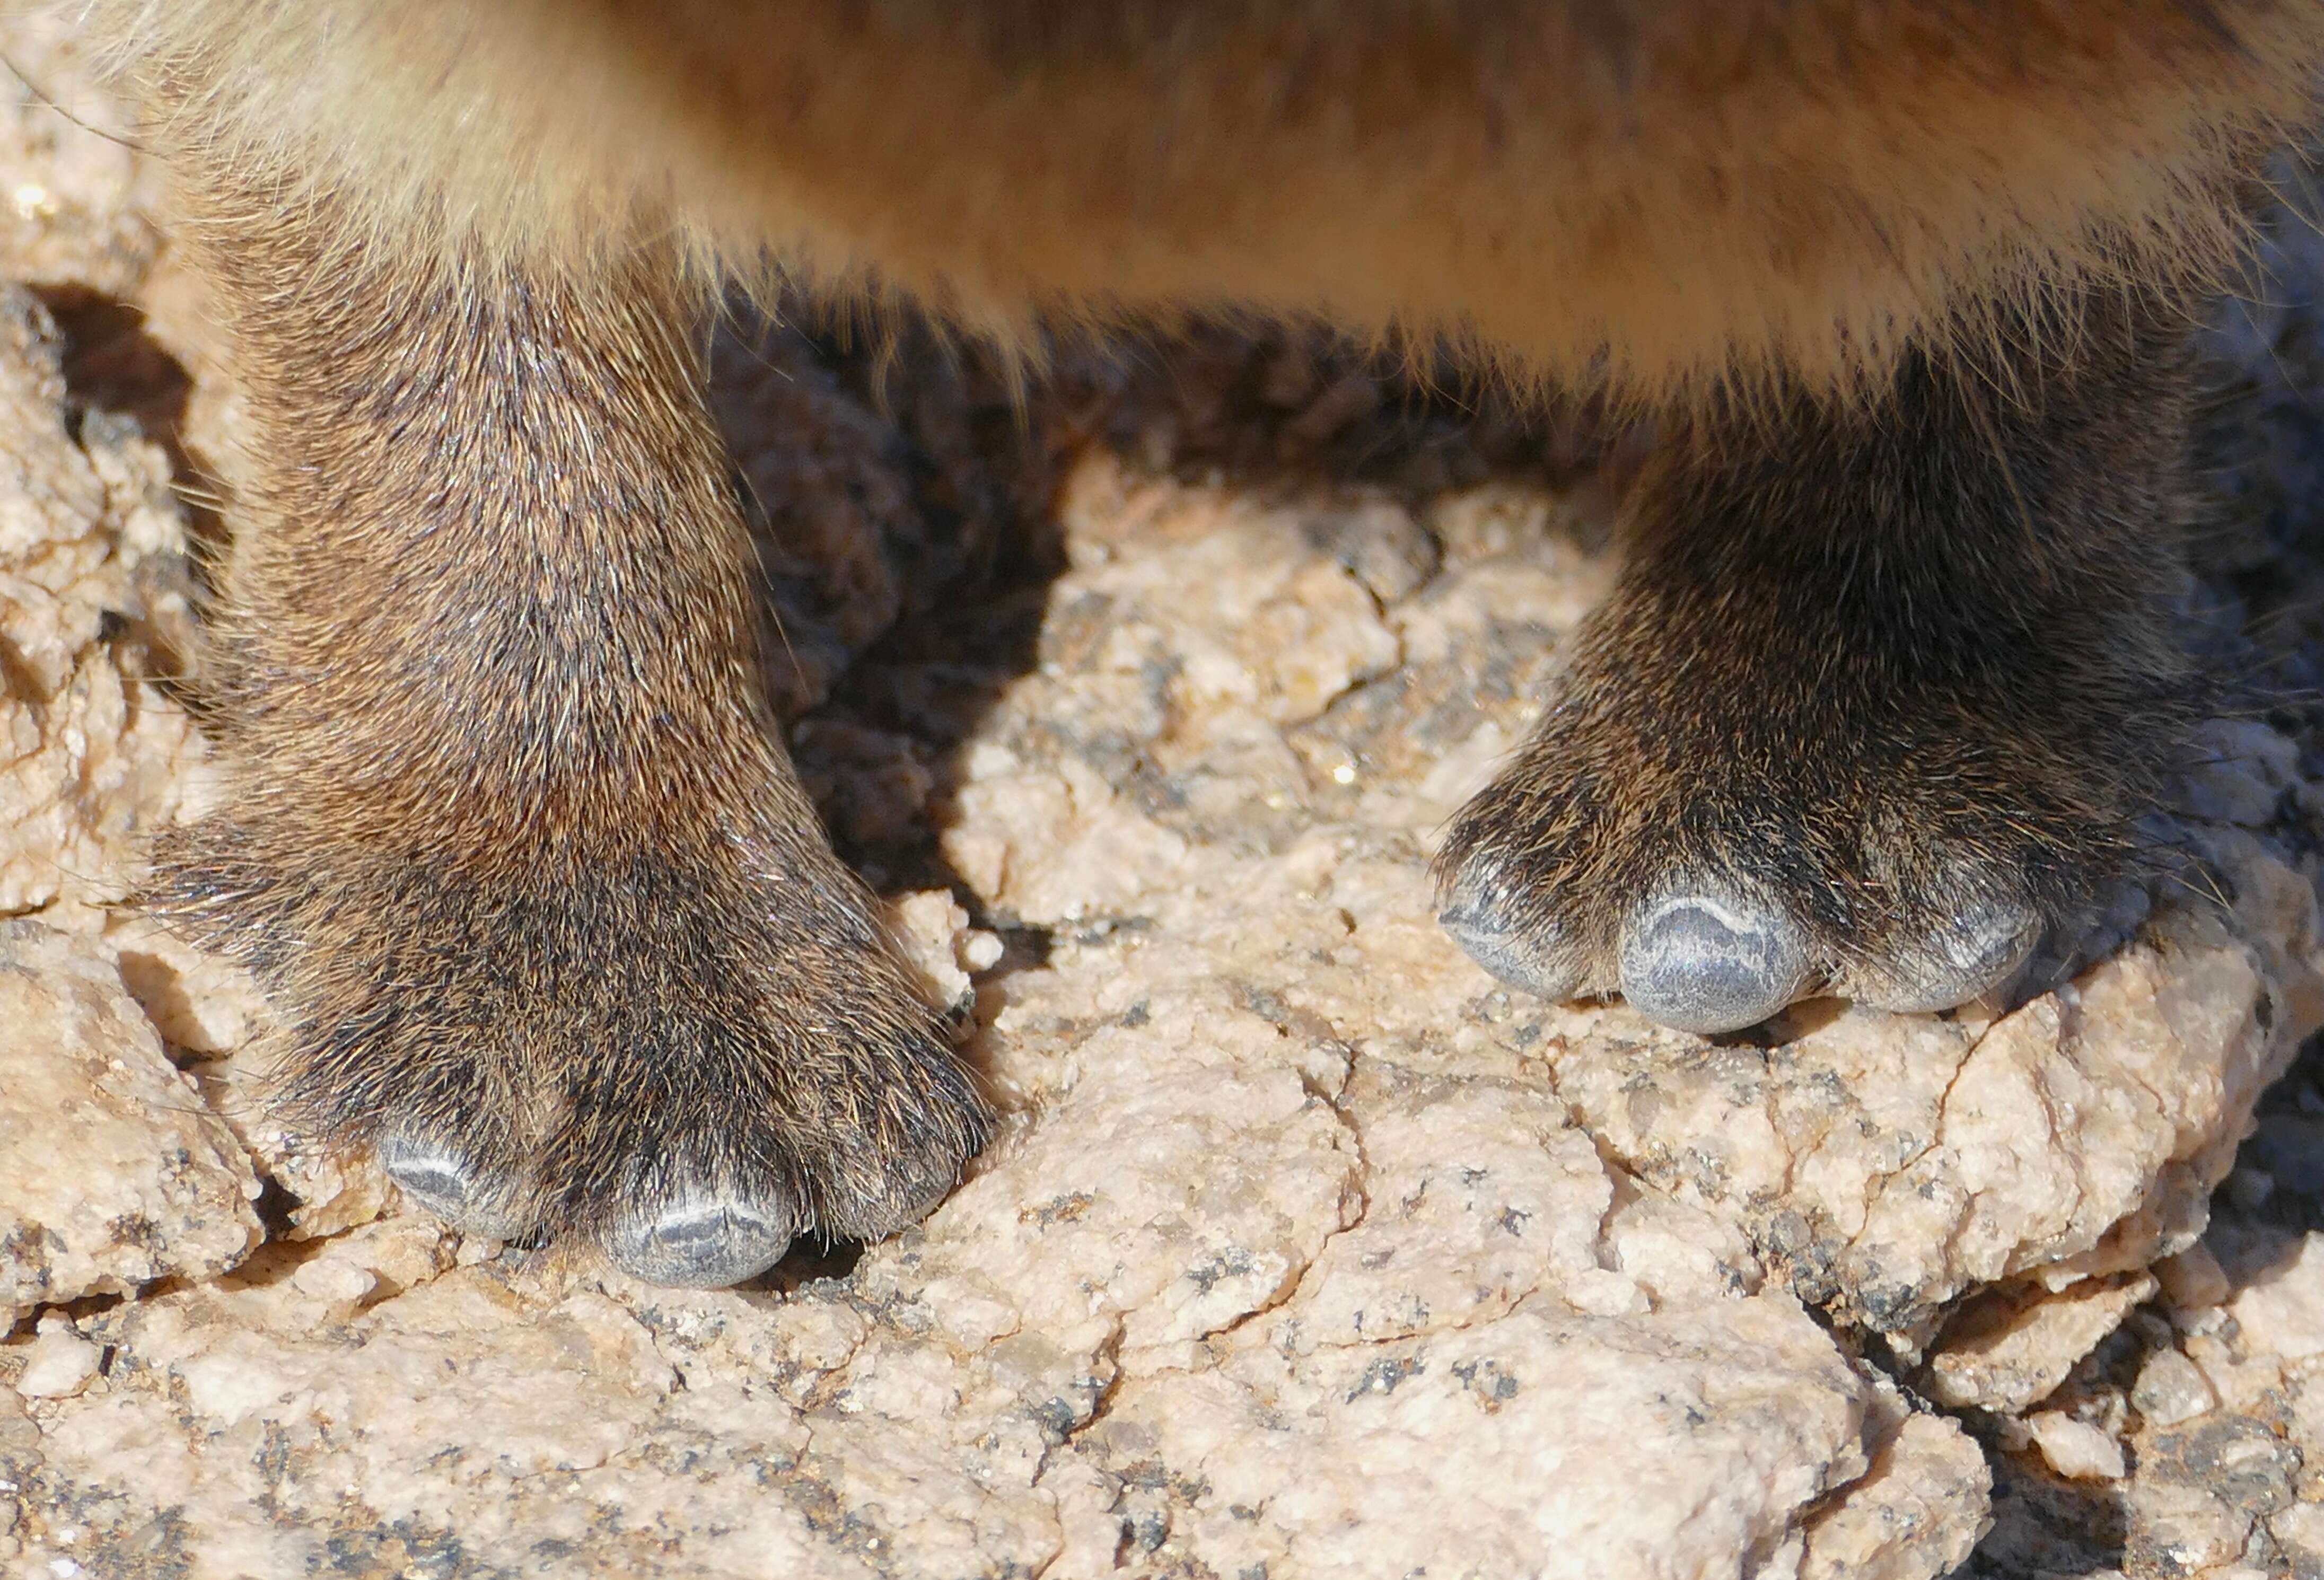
xmin=152 ymin=167 xmax=986 ymax=1272
xmin=59 ymin=0 xmax=2324 ymax=1282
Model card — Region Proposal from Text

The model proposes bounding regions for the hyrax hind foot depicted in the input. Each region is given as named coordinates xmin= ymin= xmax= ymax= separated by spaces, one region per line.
xmin=1439 ymin=289 xmax=2199 ymax=1033
xmin=161 ymin=168 xmax=985 ymax=1286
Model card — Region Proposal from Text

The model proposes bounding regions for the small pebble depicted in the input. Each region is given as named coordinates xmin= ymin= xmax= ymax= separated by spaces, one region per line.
xmin=16 ymin=1322 xmax=100 ymax=1400
xmin=454 ymin=1234 xmax=506 ymax=1268
xmin=2025 ymin=1411 xmax=2125 ymax=1481
xmin=288 ymin=1256 xmax=379 ymax=1314
xmin=959 ymin=930 xmax=1004 ymax=972
xmin=2154 ymin=1244 xmax=2231 ymax=1318
xmin=2130 ymin=1347 xmax=2216 ymax=1427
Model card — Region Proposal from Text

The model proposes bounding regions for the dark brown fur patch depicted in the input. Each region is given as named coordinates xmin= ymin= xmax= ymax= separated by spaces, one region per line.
xmin=1438 ymin=285 xmax=2199 ymax=1030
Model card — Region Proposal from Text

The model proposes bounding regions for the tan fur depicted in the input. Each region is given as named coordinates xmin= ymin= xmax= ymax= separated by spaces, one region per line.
xmin=79 ymin=0 xmax=2324 ymax=401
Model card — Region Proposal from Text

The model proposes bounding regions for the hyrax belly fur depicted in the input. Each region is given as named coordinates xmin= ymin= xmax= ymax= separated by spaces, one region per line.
xmin=80 ymin=1 xmax=2324 ymax=1286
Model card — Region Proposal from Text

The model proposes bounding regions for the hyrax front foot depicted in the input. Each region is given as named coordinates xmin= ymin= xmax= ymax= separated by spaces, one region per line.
xmin=163 ymin=792 xmax=987 ymax=1287
xmin=1436 ymin=655 xmax=2091 ymax=1034
xmin=1440 ymin=292 xmax=2199 ymax=1034
xmin=157 ymin=155 xmax=986 ymax=1285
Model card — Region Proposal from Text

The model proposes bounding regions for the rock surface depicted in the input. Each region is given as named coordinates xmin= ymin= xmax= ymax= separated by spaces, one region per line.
xmin=0 ymin=923 xmax=260 ymax=1322
xmin=1 ymin=18 xmax=2323 ymax=1580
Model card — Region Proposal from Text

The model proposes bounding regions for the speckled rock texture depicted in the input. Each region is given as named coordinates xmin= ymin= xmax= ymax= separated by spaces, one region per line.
xmin=0 ymin=922 xmax=258 ymax=1320
xmin=2 ymin=18 xmax=2322 ymax=1580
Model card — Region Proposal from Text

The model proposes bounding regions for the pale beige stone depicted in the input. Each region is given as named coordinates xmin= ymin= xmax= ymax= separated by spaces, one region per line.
xmin=2275 ymin=1502 xmax=2324 ymax=1570
xmin=0 ymin=923 xmax=260 ymax=1320
xmin=887 ymin=887 xmax=975 ymax=1012
xmin=176 ymin=1032 xmax=396 ymax=1242
xmin=2132 ymin=1346 xmax=2220 ymax=1428
xmin=944 ymin=750 xmax=1194 ymax=924
xmin=2223 ymin=1230 xmax=2324 ymax=1363
xmin=1555 ymin=832 xmax=2323 ymax=1351
xmin=0 ymin=17 xmax=158 ymax=298
xmin=0 ymin=288 xmax=198 ymax=918
xmin=2155 ymin=1242 xmax=2233 ymax=1321
xmin=958 ymin=928 xmax=1003 ymax=971
xmin=1799 ymin=1411 xmax=1993 ymax=1580
xmin=1275 ymin=1068 xmax=1648 ymax=1346
xmin=104 ymin=914 xmax=268 ymax=1056
xmin=2025 ymin=1411 xmax=2127 ymax=1481
xmin=1083 ymin=1296 xmax=1875 ymax=1580
xmin=2080 ymin=1209 xmax=2324 ymax=1580
xmin=2292 ymin=1367 xmax=2324 ymax=1505
xmin=12 ymin=1318 xmax=98 ymax=1400
xmin=2180 ymin=1329 xmax=2285 ymax=1424
xmin=2124 ymin=1454 xmax=2282 ymax=1574
xmin=1924 ymin=1273 xmax=2156 ymax=1415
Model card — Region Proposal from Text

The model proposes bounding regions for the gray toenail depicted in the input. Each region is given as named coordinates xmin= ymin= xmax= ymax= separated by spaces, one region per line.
xmin=1876 ymin=901 xmax=2042 ymax=1013
xmin=607 ymin=1191 xmax=796 ymax=1288
xmin=1619 ymin=892 xmax=1811 ymax=1034
xmin=1950 ymin=902 xmax=2040 ymax=972
xmin=379 ymin=1136 xmax=530 ymax=1240
xmin=1439 ymin=876 xmax=1584 ymax=1004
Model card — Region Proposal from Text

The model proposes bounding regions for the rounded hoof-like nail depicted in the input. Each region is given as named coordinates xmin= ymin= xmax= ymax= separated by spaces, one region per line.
xmin=607 ymin=1193 xmax=796 ymax=1289
xmin=1619 ymin=892 xmax=1811 ymax=1034
xmin=379 ymin=1137 xmax=530 ymax=1240
xmin=1439 ymin=883 xmax=1583 ymax=1004
xmin=1875 ymin=901 xmax=2042 ymax=1013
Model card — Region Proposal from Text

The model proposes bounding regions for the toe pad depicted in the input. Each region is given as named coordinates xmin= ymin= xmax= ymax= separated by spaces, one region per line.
xmin=606 ymin=1191 xmax=797 ymax=1288
xmin=1864 ymin=901 xmax=2042 ymax=1013
xmin=379 ymin=1136 xmax=531 ymax=1240
xmin=1619 ymin=892 xmax=1812 ymax=1034
xmin=1439 ymin=896 xmax=1584 ymax=1005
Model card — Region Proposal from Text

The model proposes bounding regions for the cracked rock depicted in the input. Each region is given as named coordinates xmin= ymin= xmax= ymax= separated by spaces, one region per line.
xmin=0 ymin=922 xmax=261 ymax=1321
xmin=1552 ymin=831 xmax=2323 ymax=1354
xmin=1924 ymin=1272 xmax=2158 ymax=1416
xmin=1800 ymin=1408 xmax=1992 ymax=1580
xmin=0 ymin=276 xmax=195 ymax=918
